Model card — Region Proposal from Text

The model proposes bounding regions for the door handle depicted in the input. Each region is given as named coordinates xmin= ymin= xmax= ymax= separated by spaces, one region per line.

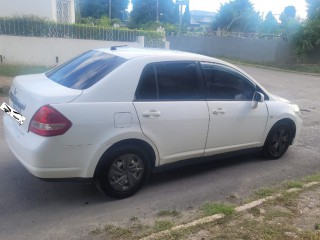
xmin=213 ymin=108 xmax=225 ymax=115
xmin=142 ymin=110 xmax=161 ymax=118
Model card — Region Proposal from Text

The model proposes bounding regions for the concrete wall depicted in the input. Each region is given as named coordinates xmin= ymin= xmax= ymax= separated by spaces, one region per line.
xmin=0 ymin=35 xmax=144 ymax=66
xmin=0 ymin=0 xmax=75 ymax=23
xmin=167 ymin=35 xmax=294 ymax=64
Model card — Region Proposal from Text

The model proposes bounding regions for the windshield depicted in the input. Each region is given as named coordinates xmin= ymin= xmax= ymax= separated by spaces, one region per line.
xmin=46 ymin=50 xmax=126 ymax=90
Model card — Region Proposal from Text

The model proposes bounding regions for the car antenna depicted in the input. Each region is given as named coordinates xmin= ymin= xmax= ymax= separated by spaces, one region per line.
xmin=110 ymin=45 xmax=128 ymax=51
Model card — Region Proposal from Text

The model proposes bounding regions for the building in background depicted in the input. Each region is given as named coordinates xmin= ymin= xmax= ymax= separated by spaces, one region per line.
xmin=0 ymin=0 xmax=75 ymax=23
xmin=190 ymin=10 xmax=215 ymax=29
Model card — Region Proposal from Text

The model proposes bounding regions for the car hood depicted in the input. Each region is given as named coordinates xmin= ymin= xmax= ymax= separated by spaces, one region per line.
xmin=272 ymin=94 xmax=291 ymax=103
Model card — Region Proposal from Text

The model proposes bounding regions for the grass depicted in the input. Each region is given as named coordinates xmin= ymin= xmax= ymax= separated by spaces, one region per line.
xmin=153 ymin=220 xmax=174 ymax=232
xmin=303 ymin=173 xmax=320 ymax=183
xmin=0 ymin=64 xmax=51 ymax=76
xmin=88 ymin=174 xmax=320 ymax=240
xmin=90 ymin=225 xmax=132 ymax=239
xmin=201 ymin=202 xmax=235 ymax=216
xmin=286 ymin=181 xmax=304 ymax=189
xmin=254 ymin=187 xmax=275 ymax=198
xmin=157 ymin=210 xmax=181 ymax=218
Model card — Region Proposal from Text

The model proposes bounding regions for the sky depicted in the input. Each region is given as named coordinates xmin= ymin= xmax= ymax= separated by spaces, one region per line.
xmin=188 ymin=0 xmax=308 ymax=19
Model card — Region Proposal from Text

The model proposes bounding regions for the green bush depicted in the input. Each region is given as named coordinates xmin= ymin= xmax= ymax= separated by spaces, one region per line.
xmin=0 ymin=17 xmax=165 ymax=48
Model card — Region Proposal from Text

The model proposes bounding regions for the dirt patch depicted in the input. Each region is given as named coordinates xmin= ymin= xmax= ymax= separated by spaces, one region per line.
xmin=295 ymin=189 xmax=320 ymax=232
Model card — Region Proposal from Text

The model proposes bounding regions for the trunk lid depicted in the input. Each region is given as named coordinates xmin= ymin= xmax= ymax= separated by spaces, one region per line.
xmin=8 ymin=73 xmax=82 ymax=133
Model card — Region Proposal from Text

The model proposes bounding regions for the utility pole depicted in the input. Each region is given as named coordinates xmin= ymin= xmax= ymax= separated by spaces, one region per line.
xmin=156 ymin=0 xmax=159 ymax=22
xmin=176 ymin=0 xmax=189 ymax=37
xmin=109 ymin=0 xmax=112 ymax=19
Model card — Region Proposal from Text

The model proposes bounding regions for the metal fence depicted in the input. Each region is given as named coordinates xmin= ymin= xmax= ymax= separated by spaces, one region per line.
xmin=184 ymin=31 xmax=283 ymax=40
xmin=0 ymin=18 xmax=166 ymax=48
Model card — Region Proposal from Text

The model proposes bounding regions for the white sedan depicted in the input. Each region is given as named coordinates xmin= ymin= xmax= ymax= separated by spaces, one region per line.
xmin=3 ymin=47 xmax=302 ymax=198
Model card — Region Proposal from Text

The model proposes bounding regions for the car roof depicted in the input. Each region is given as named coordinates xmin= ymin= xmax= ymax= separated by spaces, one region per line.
xmin=95 ymin=47 xmax=224 ymax=63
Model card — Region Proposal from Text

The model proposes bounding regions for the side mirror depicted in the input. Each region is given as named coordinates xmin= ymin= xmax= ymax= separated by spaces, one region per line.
xmin=253 ymin=92 xmax=265 ymax=103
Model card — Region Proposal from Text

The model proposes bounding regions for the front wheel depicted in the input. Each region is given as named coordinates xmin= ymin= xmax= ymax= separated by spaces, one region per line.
xmin=262 ymin=122 xmax=292 ymax=160
xmin=96 ymin=145 xmax=150 ymax=199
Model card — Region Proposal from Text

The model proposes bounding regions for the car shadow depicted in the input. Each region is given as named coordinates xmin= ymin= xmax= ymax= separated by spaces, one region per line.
xmin=147 ymin=151 xmax=260 ymax=187
xmin=0 ymin=151 xmax=262 ymax=210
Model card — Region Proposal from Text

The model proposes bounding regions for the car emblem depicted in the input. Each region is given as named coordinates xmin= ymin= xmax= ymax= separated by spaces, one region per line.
xmin=14 ymin=88 xmax=17 ymax=95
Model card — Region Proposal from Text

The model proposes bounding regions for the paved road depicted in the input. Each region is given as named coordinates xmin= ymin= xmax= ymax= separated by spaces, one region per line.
xmin=0 ymin=66 xmax=319 ymax=239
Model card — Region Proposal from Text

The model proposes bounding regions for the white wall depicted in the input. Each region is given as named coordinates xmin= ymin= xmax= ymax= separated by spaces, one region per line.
xmin=0 ymin=35 xmax=144 ymax=66
xmin=0 ymin=0 xmax=55 ymax=21
xmin=0 ymin=0 xmax=75 ymax=23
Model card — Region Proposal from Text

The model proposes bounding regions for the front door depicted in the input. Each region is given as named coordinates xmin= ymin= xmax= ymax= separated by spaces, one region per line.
xmin=201 ymin=63 xmax=268 ymax=155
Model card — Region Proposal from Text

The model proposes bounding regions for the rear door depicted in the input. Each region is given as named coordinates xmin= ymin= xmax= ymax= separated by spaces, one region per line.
xmin=134 ymin=62 xmax=209 ymax=165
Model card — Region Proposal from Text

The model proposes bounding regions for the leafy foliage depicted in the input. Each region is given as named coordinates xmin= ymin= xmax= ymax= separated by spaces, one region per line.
xmin=306 ymin=0 xmax=320 ymax=20
xmin=260 ymin=11 xmax=279 ymax=34
xmin=293 ymin=0 xmax=320 ymax=61
xmin=79 ymin=0 xmax=129 ymax=20
xmin=211 ymin=0 xmax=261 ymax=32
xmin=130 ymin=0 xmax=176 ymax=26
xmin=280 ymin=6 xmax=300 ymax=35
xmin=0 ymin=17 xmax=165 ymax=48
xmin=293 ymin=18 xmax=320 ymax=60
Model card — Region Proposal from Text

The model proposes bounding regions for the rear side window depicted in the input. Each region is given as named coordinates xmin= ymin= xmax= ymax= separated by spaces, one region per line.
xmin=46 ymin=50 xmax=126 ymax=90
xmin=136 ymin=62 xmax=202 ymax=101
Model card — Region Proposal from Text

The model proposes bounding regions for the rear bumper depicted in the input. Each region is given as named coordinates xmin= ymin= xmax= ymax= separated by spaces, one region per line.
xmin=3 ymin=114 xmax=96 ymax=179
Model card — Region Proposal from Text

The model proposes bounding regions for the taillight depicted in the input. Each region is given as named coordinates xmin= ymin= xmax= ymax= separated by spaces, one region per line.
xmin=29 ymin=105 xmax=72 ymax=137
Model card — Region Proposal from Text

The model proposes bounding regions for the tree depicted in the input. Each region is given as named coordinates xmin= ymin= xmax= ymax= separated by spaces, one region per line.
xmin=260 ymin=11 xmax=279 ymax=34
xmin=172 ymin=4 xmax=180 ymax=24
xmin=293 ymin=0 xmax=320 ymax=61
xmin=79 ymin=0 xmax=129 ymax=20
xmin=280 ymin=6 xmax=300 ymax=35
xmin=130 ymin=0 xmax=175 ymax=26
xmin=211 ymin=0 xmax=261 ymax=32
xmin=107 ymin=0 xmax=129 ymax=20
xmin=280 ymin=6 xmax=296 ymax=25
xmin=306 ymin=0 xmax=320 ymax=19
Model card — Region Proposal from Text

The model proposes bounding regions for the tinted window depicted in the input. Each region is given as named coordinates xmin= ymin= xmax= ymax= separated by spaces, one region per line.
xmin=156 ymin=62 xmax=201 ymax=100
xmin=136 ymin=65 xmax=157 ymax=100
xmin=46 ymin=50 xmax=126 ymax=90
xmin=202 ymin=64 xmax=255 ymax=100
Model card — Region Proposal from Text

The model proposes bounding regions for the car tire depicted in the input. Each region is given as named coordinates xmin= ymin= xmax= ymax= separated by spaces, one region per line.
xmin=262 ymin=122 xmax=292 ymax=160
xmin=95 ymin=145 xmax=150 ymax=199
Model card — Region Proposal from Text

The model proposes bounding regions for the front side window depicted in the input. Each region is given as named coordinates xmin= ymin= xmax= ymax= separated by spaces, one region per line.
xmin=46 ymin=50 xmax=126 ymax=90
xmin=201 ymin=64 xmax=256 ymax=101
xmin=136 ymin=62 xmax=202 ymax=101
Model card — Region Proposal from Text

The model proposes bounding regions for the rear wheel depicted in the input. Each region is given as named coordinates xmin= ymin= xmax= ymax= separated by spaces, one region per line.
xmin=262 ymin=122 xmax=292 ymax=160
xmin=96 ymin=145 xmax=150 ymax=198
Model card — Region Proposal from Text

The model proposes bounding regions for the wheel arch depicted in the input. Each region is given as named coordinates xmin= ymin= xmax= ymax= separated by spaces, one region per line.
xmin=93 ymin=139 xmax=157 ymax=178
xmin=267 ymin=118 xmax=296 ymax=145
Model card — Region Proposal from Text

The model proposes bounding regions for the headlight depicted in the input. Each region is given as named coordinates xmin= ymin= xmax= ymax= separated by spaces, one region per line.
xmin=293 ymin=105 xmax=302 ymax=118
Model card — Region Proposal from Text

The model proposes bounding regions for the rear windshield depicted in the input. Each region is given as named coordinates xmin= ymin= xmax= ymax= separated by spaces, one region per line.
xmin=46 ymin=50 xmax=126 ymax=89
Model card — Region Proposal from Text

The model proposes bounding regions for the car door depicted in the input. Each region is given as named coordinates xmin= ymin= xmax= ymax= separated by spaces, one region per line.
xmin=133 ymin=62 xmax=209 ymax=165
xmin=201 ymin=63 xmax=269 ymax=156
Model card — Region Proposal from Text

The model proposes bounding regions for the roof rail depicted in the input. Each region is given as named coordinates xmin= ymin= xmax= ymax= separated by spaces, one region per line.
xmin=110 ymin=45 xmax=128 ymax=51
